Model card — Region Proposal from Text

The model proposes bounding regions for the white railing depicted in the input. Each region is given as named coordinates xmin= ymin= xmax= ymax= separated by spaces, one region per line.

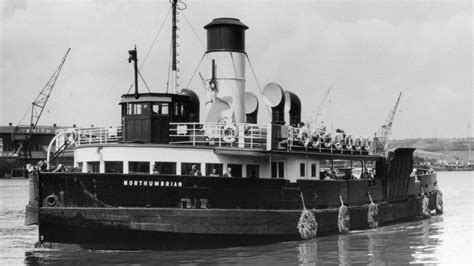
xmin=169 ymin=122 xmax=267 ymax=149
xmin=73 ymin=126 xmax=123 ymax=146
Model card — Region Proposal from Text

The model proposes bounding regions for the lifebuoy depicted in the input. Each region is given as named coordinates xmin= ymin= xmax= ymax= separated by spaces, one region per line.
xmin=222 ymin=124 xmax=237 ymax=143
xmin=354 ymin=137 xmax=362 ymax=151
xmin=324 ymin=133 xmax=333 ymax=148
xmin=334 ymin=133 xmax=343 ymax=150
xmin=345 ymin=135 xmax=353 ymax=150
xmin=312 ymin=132 xmax=321 ymax=148
xmin=298 ymin=130 xmax=309 ymax=147
xmin=363 ymin=137 xmax=371 ymax=151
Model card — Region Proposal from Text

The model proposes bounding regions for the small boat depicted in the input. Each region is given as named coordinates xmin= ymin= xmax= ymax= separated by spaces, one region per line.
xmin=25 ymin=0 xmax=443 ymax=250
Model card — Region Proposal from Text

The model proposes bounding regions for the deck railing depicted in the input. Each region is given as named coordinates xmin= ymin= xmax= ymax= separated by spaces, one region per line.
xmin=169 ymin=122 xmax=268 ymax=149
xmin=72 ymin=126 xmax=123 ymax=146
xmin=67 ymin=123 xmax=268 ymax=150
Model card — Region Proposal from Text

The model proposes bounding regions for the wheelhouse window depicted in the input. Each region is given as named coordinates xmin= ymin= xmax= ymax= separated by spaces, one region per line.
xmin=174 ymin=102 xmax=181 ymax=116
xmin=153 ymin=162 xmax=176 ymax=175
xmin=128 ymin=161 xmax=150 ymax=174
xmin=311 ymin=163 xmax=316 ymax=178
xmin=227 ymin=164 xmax=242 ymax=178
xmin=181 ymin=162 xmax=201 ymax=175
xmin=246 ymin=164 xmax=259 ymax=178
xmin=152 ymin=103 xmax=169 ymax=115
xmin=105 ymin=161 xmax=123 ymax=173
xmin=87 ymin=161 xmax=100 ymax=173
xmin=205 ymin=163 xmax=223 ymax=176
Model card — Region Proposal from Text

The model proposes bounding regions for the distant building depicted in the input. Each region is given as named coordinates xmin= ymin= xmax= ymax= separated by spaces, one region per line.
xmin=0 ymin=124 xmax=72 ymax=178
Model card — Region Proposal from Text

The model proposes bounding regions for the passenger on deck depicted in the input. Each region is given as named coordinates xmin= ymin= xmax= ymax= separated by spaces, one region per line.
xmin=223 ymin=167 xmax=232 ymax=177
xmin=329 ymin=167 xmax=337 ymax=179
xmin=209 ymin=168 xmax=219 ymax=177
xmin=410 ymin=168 xmax=419 ymax=183
xmin=189 ymin=164 xmax=202 ymax=176
xmin=152 ymin=164 xmax=160 ymax=174
xmin=360 ymin=168 xmax=370 ymax=179
xmin=323 ymin=170 xmax=333 ymax=180
xmin=52 ymin=164 xmax=65 ymax=173
xmin=249 ymin=170 xmax=258 ymax=179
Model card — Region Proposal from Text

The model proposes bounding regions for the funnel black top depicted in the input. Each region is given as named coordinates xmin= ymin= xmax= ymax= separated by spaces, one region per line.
xmin=204 ymin=18 xmax=248 ymax=53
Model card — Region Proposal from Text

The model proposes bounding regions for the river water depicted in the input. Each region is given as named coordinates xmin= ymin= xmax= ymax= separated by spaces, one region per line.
xmin=1 ymin=171 xmax=472 ymax=265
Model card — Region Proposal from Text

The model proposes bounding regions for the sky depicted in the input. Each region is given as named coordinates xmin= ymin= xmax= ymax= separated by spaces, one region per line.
xmin=0 ymin=0 xmax=472 ymax=139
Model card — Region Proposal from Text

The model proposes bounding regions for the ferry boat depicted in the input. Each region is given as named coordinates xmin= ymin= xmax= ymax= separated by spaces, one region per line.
xmin=25 ymin=1 xmax=443 ymax=249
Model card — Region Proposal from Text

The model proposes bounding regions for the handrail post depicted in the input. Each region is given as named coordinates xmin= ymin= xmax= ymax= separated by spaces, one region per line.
xmin=192 ymin=123 xmax=196 ymax=146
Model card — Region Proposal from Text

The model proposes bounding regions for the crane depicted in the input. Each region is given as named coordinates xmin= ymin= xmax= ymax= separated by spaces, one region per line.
xmin=306 ymin=84 xmax=332 ymax=130
xmin=13 ymin=48 xmax=71 ymax=164
xmin=375 ymin=92 xmax=402 ymax=153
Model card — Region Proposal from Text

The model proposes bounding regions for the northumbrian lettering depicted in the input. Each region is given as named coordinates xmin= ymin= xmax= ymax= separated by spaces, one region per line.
xmin=123 ymin=179 xmax=183 ymax=188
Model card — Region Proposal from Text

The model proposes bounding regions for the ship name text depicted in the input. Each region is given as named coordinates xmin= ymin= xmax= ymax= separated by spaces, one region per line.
xmin=123 ymin=180 xmax=182 ymax=187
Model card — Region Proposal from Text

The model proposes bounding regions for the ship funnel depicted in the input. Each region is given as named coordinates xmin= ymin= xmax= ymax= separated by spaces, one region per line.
xmin=203 ymin=18 xmax=248 ymax=124
xmin=204 ymin=18 xmax=248 ymax=53
xmin=245 ymin=92 xmax=259 ymax=124
xmin=284 ymin=91 xmax=301 ymax=127
xmin=263 ymin=82 xmax=285 ymax=125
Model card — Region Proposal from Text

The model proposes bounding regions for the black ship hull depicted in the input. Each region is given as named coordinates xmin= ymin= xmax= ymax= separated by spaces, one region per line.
xmin=34 ymin=194 xmax=437 ymax=250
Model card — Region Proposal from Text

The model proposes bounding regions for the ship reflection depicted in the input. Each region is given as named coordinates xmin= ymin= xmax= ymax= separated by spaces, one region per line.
xmin=297 ymin=217 xmax=443 ymax=264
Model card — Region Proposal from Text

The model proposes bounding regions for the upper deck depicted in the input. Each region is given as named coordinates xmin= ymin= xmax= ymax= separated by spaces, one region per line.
xmin=61 ymin=122 xmax=381 ymax=161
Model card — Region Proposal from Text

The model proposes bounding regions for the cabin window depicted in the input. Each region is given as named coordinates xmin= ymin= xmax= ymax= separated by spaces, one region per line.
xmin=142 ymin=103 xmax=150 ymax=115
xmin=278 ymin=162 xmax=284 ymax=178
xmin=181 ymin=162 xmax=201 ymax=175
xmin=271 ymin=161 xmax=285 ymax=179
xmin=134 ymin=104 xmax=142 ymax=115
xmin=105 ymin=161 xmax=123 ymax=173
xmin=174 ymin=102 xmax=181 ymax=116
xmin=227 ymin=164 xmax=242 ymax=178
xmin=311 ymin=164 xmax=316 ymax=177
xmin=206 ymin=163 xmax=223 ymax=176
xmin=152 ymin=103 xmax=169 ymax=115
xmin=87 ymin=161 xmax=100 ymax=173
xmin=246 ymin=164 xmax=259 ymax=178
xmin=153 ymin=162 xmax=176 ymax=175
xmin=300 ymin=163 xmax=305 ymax=177
xmin=271 ymin=162 xmax=277 ymax=178
xmin=127 ymin=103 xmax=133 ymax=115
xmin=128 ymin=161 xmax=149 ymax=174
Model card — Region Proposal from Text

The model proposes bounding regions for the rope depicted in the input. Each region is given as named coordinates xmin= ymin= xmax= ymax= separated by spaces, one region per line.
xmin=181 ymin=11 xmax=205 ymax=49
xmin=166 ymin=38 xmax=173 ymax=93
xmin=245 ymin=54 xmax=271 ymax=118
xmin=17 ymin=105 xmax=31 ymax=125
xmin=435 ymin=184 xmax=443 ymax=214
xmin=421 ymin=187 xmax=431 ymax=218
xmin=126 ymin=6 xmax=172 ymax=94
xmin=297 ymin=192 xmax=317 ymax=240
xmin=137 ymin=69 xmax=152 ymax=93
xmin=184 ymin=53 xmax=206 ymax=90
xmin=338 ymin=195 xmax=350 ymax=234
xmin=367 ymin=192 xmax=379 ymax=228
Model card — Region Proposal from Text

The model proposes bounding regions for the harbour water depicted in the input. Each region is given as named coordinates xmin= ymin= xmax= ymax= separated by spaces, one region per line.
xmin=1 ymin=172 xmax=472 ymax=265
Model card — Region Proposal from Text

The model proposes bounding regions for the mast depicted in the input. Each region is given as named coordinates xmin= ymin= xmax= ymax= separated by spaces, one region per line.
xmin=171 ymin=0 xmax=178 ymax=94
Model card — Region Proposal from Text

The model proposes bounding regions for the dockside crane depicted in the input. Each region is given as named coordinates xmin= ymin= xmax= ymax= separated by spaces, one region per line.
xmin=306 ymin=84 xmax=332 ymax=129
xmin=13 ymin=48 xmax=71 ymax=164
xmin=374 ymin=92 xmax=402 ymax=153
